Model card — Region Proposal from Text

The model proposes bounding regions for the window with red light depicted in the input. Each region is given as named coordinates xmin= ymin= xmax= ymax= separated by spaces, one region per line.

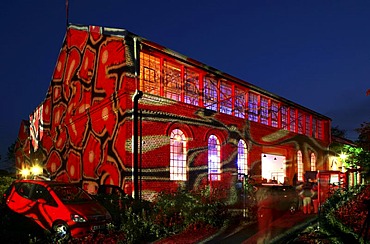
xmin=317 ymin=120 xmax=323 ymax=140
xmin=234 ymin=88 xmax=245 ymax=118
xmin=220 ymin=81 xmax=232 ymax=115
xmin=260 ymin=97 xmax=269 ymax=125
xmin=140 ymin=53 xmax=160 ymax=95
xmin=248 ymin=92 xmax=258 ymax=122
xmin=298 ymin=111 xmax=304 ymax=134
xmin=203 ymin=76 xmax=218 ymax=111
xmin=170 ymin=129 xmax=187 ymax=181
xmin=281 ymin=106 xmax=288 ymax=130
xmin=305 ymin=115 xmax=311 ymax=136
xmin=290 ymin=108 xmax=296 ymax=132
xmin=312 ymin=118 xmax=317 ymax=138
xmin=164 ymin=61 xmax=182 ymax=101
xmin=271 ymin=101 xmax=279 ymax=127
xmin=184 ymin=68 xmax=199 ymax=106
xmin=208 ymin=135 xmax=221 ymax=181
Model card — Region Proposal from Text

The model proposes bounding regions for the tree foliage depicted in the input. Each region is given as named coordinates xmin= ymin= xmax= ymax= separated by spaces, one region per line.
xmin=331 ymin=123 xmax=370 ymax=178
xmin=332 ymin=126 xmax=347 ymax=138
xmin=6 ymin=142 xmax=15 ymax=164
xmin=356 ymin=122 xmax=370 ymax=151
xmin=354 ymin=122 xmax=370 ymax=177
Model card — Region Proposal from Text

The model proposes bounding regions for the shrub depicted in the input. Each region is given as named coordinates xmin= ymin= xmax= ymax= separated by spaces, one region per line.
xmin=117 ymin=188 xmax=229 ymax=243
xmin=319 ymin=185 xmax=370 ymax=243
xmin=0 ymin=176 xmax=14 ymax=202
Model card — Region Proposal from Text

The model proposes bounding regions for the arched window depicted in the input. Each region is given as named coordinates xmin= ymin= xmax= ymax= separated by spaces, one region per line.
xmin=297 ymin=151 xmax=303 ymax=182
xmin=208 ymin=135 xmax=221 ymax=181
xmin=311 ymin=153 xmax=316 ymax=171
xmin=237 ymin=140 xmax=248 ymax=180
xmin=170 ymin=129 xmax=187 ymax=181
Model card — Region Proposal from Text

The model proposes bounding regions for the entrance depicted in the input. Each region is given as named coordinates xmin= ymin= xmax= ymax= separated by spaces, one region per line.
xmin=261 ymin=154 xmax=286 ymax=184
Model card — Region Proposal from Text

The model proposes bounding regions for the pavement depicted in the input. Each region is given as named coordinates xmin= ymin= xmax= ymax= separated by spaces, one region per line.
xmin=203 ymin=210 xmax=318 ymax=244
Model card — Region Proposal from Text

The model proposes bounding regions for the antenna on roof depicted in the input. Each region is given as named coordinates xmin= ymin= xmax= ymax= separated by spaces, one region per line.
xmin=66 ymin=0 xmax=69 ymax=28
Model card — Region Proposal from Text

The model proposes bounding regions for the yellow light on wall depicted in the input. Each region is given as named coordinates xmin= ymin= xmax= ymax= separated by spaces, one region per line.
xmin=339 ymin=152 xmax=348 ymax=172
xmin=339 ymin=152 xmax=348 ymax=161
xmin=20 ymin=168 xmax=30 ymax=179
xmin=31 ymin=165 xmax=43 ymax=176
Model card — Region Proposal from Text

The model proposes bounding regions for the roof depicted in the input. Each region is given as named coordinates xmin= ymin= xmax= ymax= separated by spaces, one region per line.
xmin=67 ymin=24 xmax=331 ymax=121
xmin=331 ymin=135 xmax=357 ymax=146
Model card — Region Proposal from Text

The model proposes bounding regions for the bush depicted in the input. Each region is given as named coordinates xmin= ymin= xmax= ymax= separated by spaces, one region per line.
xmin=319 ymin=185 xmax=370 ymax=243
xmin=116 ymin=188 xmax=228 ymax=243
xmin=0 ymin=176 xmax=14 ymax=202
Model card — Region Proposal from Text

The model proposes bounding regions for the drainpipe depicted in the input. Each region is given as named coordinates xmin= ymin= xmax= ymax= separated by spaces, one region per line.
xmin=132 ymin=37 xmax=143 ymax=200
xmin=133 ymin=89 xmax=143 ymax=200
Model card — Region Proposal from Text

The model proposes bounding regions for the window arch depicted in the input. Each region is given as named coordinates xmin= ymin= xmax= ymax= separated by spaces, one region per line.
xmin=237 ymin=139 xmax=248 ymax=180
xmin=208 ymin=135 xmax=221 ymax=181
xmin=311 ymin=153 xmax=316 ymax=171
xmin=297 ymin=151 xmax=303 ymax=182
xmin=170 ymin=129 xmax=187 ymax=181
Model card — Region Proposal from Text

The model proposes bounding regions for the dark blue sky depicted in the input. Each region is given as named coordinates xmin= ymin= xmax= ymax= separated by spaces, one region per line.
xmin=1 ymin=0 xmax=369 ymax=166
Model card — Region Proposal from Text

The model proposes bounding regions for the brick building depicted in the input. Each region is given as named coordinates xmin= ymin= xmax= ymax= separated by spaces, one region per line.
xmin=15 ymin=24 xmax=332 ymax=201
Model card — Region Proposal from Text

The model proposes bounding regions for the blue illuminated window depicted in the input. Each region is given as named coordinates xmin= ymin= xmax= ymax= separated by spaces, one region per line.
xmin=208 ymin=135 xmax=221 ymax=181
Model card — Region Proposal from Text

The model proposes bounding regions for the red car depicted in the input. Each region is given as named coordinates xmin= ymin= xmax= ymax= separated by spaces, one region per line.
xmin=3 ymin=179 xmax=112 ymax=241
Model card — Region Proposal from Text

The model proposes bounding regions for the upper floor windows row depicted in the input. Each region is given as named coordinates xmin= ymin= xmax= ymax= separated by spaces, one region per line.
xmin=140 ymin=52 xmax=325 ymax=140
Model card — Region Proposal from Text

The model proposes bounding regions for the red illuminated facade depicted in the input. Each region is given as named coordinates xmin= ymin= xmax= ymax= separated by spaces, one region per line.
xmin=15 ymin=24 xmax=332 ymax=200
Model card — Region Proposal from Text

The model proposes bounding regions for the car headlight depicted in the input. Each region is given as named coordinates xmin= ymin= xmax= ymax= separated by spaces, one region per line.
xmin=71 ymin=214 xmax=87 ymax=223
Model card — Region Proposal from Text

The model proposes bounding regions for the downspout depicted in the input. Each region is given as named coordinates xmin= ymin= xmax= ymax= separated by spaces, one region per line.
xmin=132 ymin=37 xmax=143 ymax=200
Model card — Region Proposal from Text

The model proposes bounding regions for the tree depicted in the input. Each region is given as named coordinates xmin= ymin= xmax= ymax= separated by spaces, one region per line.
xmin=330 ymin=123 xmax=370 ymax=179
xmin=330 ymin=126 xmax=350 ymax=158
xmin=355 ymin=122 xmax=370 ymax=178
xmin=6 ymin=142 xmax=15 ymax=164
xmin=332 ymin=126 xmax=347 ymax=138
xmin=356 ymin=122 xmax=370 ymax=151
xmin=0 ymin=142 xmax=16 ymax=173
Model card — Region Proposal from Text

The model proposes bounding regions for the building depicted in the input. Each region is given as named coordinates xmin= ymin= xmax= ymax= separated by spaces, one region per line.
xmin=15 ymin=24 xmax=332 ymax=201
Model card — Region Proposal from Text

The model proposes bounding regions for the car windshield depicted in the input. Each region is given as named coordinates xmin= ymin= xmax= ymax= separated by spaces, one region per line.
xmin=52 ymin=185 xmax=92 ymax=203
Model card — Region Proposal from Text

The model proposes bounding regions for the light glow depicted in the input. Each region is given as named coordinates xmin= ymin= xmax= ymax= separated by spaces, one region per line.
xmin=20 ymin=167 xmax=30 ymax=178
xmin=31 ymin=165 xmax=43 ymax=176
xmin=339 ymin=152 xmax=348 ymax=161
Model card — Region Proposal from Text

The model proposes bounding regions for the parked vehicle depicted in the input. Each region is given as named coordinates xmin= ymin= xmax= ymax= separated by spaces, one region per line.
xmin=1 ymin=179 xmax=112 ymax=241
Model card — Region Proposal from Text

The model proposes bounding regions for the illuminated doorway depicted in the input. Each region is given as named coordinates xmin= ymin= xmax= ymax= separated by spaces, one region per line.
xmin=261 ymin=154 xmax=286 ymax=184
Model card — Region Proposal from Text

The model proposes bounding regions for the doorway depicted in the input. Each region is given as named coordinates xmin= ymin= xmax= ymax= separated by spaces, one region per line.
xmin=261 ymin=154 xmax=286 ymax=184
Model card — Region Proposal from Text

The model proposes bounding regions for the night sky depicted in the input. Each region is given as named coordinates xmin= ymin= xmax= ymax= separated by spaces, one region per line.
xmin=1 ymin=0 xmax=369 ymax=168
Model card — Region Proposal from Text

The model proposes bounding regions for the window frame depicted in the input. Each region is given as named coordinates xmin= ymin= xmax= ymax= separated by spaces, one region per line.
xmin=310 ymin=153 xmax=316 ymax=171
xmin=208 ymin=135 xmax=221 ymax=181
xmin=140 ymin=53 xmax=161 ymax=95
xmin=248 ymin=92 xmax=258 ymax=122
xmin=260 ymin=97 xmax=269 ymax=125
xmin=220 ymin=81 xmax=232 ymax=115
xmin=237 ymin=139 xmax=248 ymax=180
xmin=184 ymin=67 xmax=200 ymax=106
xmin=203 ymin=76 xmax=218 ymax=111
xmin=297 ymin=150 xmax=303 ymax=182
xmin=170 ymin=129 xmax=187 ymax=181
xmin=234 ymin=87 xmax=246 ymax=118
